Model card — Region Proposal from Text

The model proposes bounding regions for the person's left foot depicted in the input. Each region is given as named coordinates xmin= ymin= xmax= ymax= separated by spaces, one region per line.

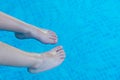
xmin=27 ymin=46 xmax=65 ymax=73
xmin=15 ymin=25 xmax=58 ymax=44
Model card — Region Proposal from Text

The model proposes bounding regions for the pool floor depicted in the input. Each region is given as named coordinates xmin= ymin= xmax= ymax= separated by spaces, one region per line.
xmin=0 ymin=0 xmax=120 ymax=80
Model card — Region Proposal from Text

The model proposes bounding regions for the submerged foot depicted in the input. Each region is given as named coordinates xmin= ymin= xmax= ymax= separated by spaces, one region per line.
xmin=28 ymin=46 xmax=65 ymax=73
xmin=15 ymin=25 xmax=58 ymax=44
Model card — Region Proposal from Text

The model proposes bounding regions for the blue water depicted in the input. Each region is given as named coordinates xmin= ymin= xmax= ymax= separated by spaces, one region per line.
xmin=0 ymin=0 xmax=120 ymax=80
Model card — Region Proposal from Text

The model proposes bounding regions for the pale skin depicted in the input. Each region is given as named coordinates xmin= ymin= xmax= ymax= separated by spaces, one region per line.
xmin=0 ymin=12 xmax=65 ymax=73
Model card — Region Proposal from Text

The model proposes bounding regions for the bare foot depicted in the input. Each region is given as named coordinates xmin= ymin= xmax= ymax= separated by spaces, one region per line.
xmin=27 ymin=46 xmax=65 ymax=73
xmin=15 ymin=25 xmax=58 ymax=44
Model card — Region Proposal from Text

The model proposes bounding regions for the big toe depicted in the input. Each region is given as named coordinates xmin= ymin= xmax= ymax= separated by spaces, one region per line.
xmin=51 ymin=46 xmax=63 ymax=52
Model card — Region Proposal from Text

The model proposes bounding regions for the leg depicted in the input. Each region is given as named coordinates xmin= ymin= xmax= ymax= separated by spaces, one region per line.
xmin=0 ymin=42 xmax=38 ymax=67
xmin=0 ymin=12 xmax=30 ymax=33
xmin=0 ymin=11 xmax=57 ymax=44
xmin=0 ymin=42 xmax=65 ymax=73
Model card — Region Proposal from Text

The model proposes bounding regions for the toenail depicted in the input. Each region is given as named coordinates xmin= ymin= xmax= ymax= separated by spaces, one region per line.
xmin=60 ymin=57 xmax=65 ymax=59
xmin=59 ymin=52 xmax=64 ymax=54
xmin=59 ymin=46 xmax=62 ymax=49
xmin=52 ymin=35 xmax=57 ymax=37
xmin=59 ymin=54 xmax=64 ymax=56
xmin=54 ymin=40 xmax=57 ymax=43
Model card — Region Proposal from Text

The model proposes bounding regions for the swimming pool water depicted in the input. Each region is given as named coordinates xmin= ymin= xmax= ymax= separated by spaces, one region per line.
xmin=0 ymin=0 xmax=120 ymax=80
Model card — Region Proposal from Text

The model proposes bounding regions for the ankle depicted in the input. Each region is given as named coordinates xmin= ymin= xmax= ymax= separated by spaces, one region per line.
xmin=21 ymin=24 xmax=33 ymax=34
xmin=29 ymin=58 xmax=43 ymax=69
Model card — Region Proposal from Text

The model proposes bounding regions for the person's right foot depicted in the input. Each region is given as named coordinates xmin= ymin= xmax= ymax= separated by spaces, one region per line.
xmin=15 ymin=25 xmax=58 ymax=44
xmin=28 ymin=46 xmax=65 ymax=73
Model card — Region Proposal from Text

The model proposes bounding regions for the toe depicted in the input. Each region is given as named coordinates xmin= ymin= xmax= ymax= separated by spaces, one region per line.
xmin=52 ymin=46 xmax=63 ymax=52
xmin=48 ymin=30 xmax=55 ymax=34
xmin=56 ymin=46 xmax=63 ymax=52
xmin=52 ymin=35 xmax=57 ymax=38
xmin=48 ymin=34 xmax=58 ymax=43
xmin=48 ymin=31 xmax=57 ymax=37
xmin=58 ymin=50 xmax=66 ymax=57
xmin=57 ymin=49 xmax=66 ymax=59
xmin=58 ymin=50 xmax=65 ymax=55
xmin=60 ymin=57 xmax=65 ymax=60
xmin=49 ymin=35 xmax=57 ymax=40
xmin=49 ymin=36 xmax=58 ymax=43
xmin=50 ymin=34 xmax=57 ymax=39
xmin=48 ymin=38 xmax=57 ymax=44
